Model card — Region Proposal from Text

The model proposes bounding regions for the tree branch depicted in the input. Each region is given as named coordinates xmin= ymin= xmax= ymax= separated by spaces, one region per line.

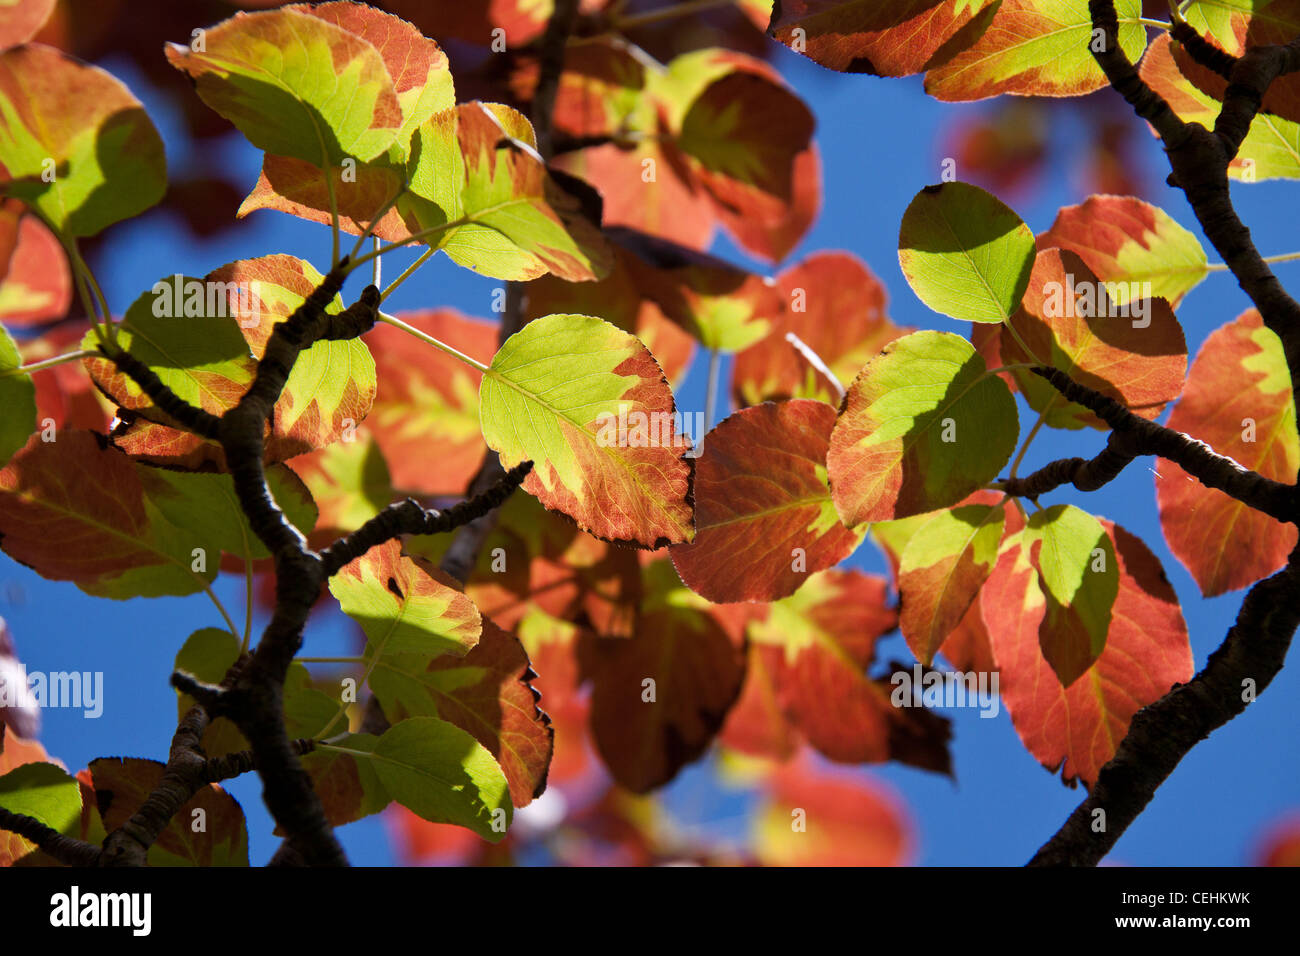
xmin=318 ymin=460 xmax=533 ymax=576
xmin=1014 ymin=367 xmax=1296 ymax=523
xmin=1030 ymin=547 xmax=1300 ymax=865
xmin=0 ymin=808 xmax=102 ymax=866
xmin=1170 ymin=20 xmax=1237 ymax=80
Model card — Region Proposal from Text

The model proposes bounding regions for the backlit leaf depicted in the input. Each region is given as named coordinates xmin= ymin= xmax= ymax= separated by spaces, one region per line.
xmin=1037 ymin=195 xmax=1209 ymax=307
xmin=755 ymin=758 xmax=912 ymax=866
xmin=299 ymin=732 xmax=390 ymax=828
xmin=1156 ymin=309 xmax=1298 ymax=596
xmin=164 ymin=8 xmax=402 ymax=166
xmin=0 ymin=207 xmax=70 ymax=325
xmin=479 ymin=312 xmax=694 ymax=548
xmin=88 ymin=756 xmax=248 ymax=866
xmin=732 ymin=251 xmax=910 ymax=406
xmin=1022 ymin=503 xmax=1118 ymax=687
xmin=749 ymin=569 xmax=951 ymax=771
xmin=0 ymin=324 xmax=34 ymax=466
xmin=287 ymin=436 xmax=393 ymax=548
xmin=407 ymin=102 xmax=611 ymax=281
xmin=999 ymin=249 xmax=1187 ymax=430
xmin=925 ymin=0 xmax=1149 ymax=101
xmin=364 ymin=308 xmax=493 ymax=497
xmin=329 ymin=539 xmax=482 ymax=661
xmin=769 ymin=0 xmax=1000 ymax=77
xmin=898 ymin=503 xmax=1005 ymax=666
xmin=369 ymin=618 xmax=553 ymax=807
xmin=827 ymin=330 xmax=1018 ymax=524
xmin=583 ymin=559 xmax=746 ymax=792
xmin=898 ymin=181 xmax=1036 ymax=323
xmin=0 ymin=431 xmax=223 ymax=598
xmin=671 ymin=399 xmax=864 ymax=603
xmin=982 ymin=519 xmax=1192 ymax=787
xmin=0 ymin=761 xmax=80 ymax=855
xmin=0 ymin=44 xmax=166 ymax=236
xmin=358 ymin=716 xmax=512 ymax=841
xmin=1141 ymin=33 xmax=1300 ymax=180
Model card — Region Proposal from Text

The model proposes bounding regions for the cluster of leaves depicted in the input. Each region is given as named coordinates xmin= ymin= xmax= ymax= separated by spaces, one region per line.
xmin=0 ymin=0 xmax=1297 ymax=866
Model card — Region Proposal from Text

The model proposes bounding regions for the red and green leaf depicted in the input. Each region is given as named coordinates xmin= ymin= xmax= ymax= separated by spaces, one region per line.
xmin=671 ymin=399 xmax=863 ymax=603
xmin=982 ymin=519 xmax=1192 ymax=787
xmin=827 ymin=330 xmax=1019 ymax=524
xmin=0 ymin=43 xmax=166 ymax=236
xmin=1157 ymin=309 xmax=1299 ymax=596
xmin=479 ymin=312 xmax=694 ymax=548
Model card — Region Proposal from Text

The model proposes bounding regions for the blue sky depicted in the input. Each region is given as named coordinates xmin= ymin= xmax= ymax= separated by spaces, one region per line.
xmin=4 ymin=29 xmax=1297 ymax=866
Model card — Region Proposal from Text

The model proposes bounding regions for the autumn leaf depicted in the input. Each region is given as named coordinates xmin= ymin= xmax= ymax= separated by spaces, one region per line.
xmin=999 ymin=249 xmax=1187 ymax=430
xmin=827 ymin=330 xmax=1019 ymax=524
xmin=1037 ymin=195 xmax=1209 ymax=307
xmin=925 ymin=0 xmax=1149 ymax=101
xmin=0 ymin=324 xmax=34 ymax=466
xmin=0 ymin=0 xmax=55 ymax=48
xmin=749 ymin=569 xmax=951 ymax=772
xmin=755 ymin=758 xmax=913 ymax=866
xmin=329 ymin=539 xmax=482 ymax=662
xmin=0 ymin=44 xmax=166 ymax=236
xmin=1156 ymin=309 xmax=1299 ymax=596
xmin=479 ymin=312 xmax=694 ymax=548
xmin=769 ymin=0 xmax=1000 ymax=77
xmin=582 ymin=559 xmax=746 ymax=793
xmin=407 ymin=102 xmax=611 ymax=281
xmin=671 ymin=399 xmax=864 ymax=603
xmin=1141 ymin=33 xmax=1300 ymax=181
xmin=732 ymin=251 xmax=911 ymax=406
xmin=165 ymin=7 xmax=403 ymax=167
xmin=898 ymin=502 xmax=1005 ymax=666
xmin=0 ymin=206 xmax=70 ymax=325
xmin=369 ymin=618 xmax=554 ymax=808
xmin=364 ymin=308 xmax=494 ymax=497
xmin=982 ymin=519 xmax=1192 ymax=787
xmin=88 ymin=756 xmax=249 ymax=865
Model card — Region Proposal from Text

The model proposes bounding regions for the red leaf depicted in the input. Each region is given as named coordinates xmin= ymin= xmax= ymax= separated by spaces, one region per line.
xmin=982 ymin=520 xmax=1193 ymax=787
xmin=671 ymin=399 xmax=862 ymax=603
xmin=1156 ymin=310 xmax=1298 ymax=596
xmin=0 ymin=206 xmax=70 ymax=326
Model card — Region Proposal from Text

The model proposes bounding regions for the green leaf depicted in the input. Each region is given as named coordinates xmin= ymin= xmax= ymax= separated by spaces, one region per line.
xmin=138 ymin=464 xmax=318 ymax=562
xmin=0 ymin=325 xmax=35 ymax=467
xmin=1024 ymin=504 xmax=1118 ymax=686
xmin=406 ymin=102 xmax=611 ymax=281
xmin=827 ymin=330 xmax=1018 ymax=524
xmin=898 ymin=182 xmax=1036 ymax=323
xmin=329 ymin=539 xmax=482 ymax=661
xmin=0 ymin=761 xmax=81 ymax=838
xmin=0 ymin=45 xmax=166 ymax=236
xmin=164 ymin=8 xmax=402 ymax=166
xmin=479 ymin=312 xmax=695 ymax=547
xmin=351 ymin=716 xmax=512 ymax=841
xmin=898 ymin=503 xmax=1005 ymax=666
xmin=299 ymin=732 xmax=391 ymax=828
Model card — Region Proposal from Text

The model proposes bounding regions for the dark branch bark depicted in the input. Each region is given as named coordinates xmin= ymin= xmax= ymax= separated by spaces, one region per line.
xmin=1170 ymin=20 xmax=1237 ymax=80
xmin=1020 ymin=367 xmax=1297 ymax=523
xmin=1030 ymin=547 xmax=1300 ymax=865
xmin=0 ymin=808 xmax=102 ymax=866
xmin=319 ymin=461 xmax=532 ymax=577
xmin=530 ymin=0 xmax=580 ymax=161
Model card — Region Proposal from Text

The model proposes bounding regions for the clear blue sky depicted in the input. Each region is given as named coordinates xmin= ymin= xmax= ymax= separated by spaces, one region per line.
xmin=4 ymin=32 xmax=1297 ymax=866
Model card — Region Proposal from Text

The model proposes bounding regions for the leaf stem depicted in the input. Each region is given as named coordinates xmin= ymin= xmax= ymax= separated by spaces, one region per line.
xmin=1207 ymin=251 xmax=1300 ymax=271
xmin=377 ymin=310 xmax=491 ymax=373
xmin=296 ymin=656 xmax=367 ymax=664
xmin=379 ymin=248 xmax=434 ymax=304
xmin=345 ymin=182 xmax=411 ymax=263
xmin=703 ymin=348 xmax=721 ymax=433
xmin=1008 ymin=404 xmax=1050 ymax=480
xmin=325 ymin=170 xmax=340 ymax=270
xmin=344 ymin=217 xmax=467 ymax=275
xmin=0 ymin=348 xmax=95 ymax=377
xmin=201 ymin=580 xmax=242 ymax=644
